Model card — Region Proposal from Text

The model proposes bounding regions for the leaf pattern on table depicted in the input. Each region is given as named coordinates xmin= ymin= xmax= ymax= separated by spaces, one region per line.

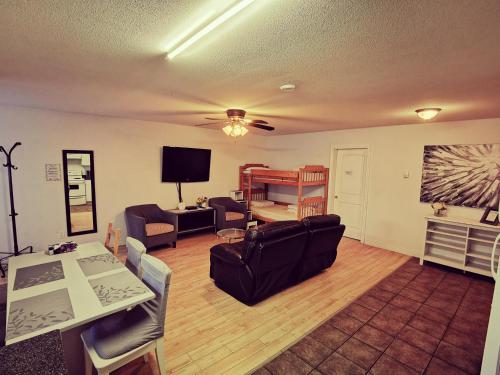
xmin=7 ymin=308 xmax=73 ymax=338
xmin=6 ymin=288 xmax=74 ymax=341
xmin=92 ymin=283 xmax=148 ymax=306
xmin=78 ymin=253 xmax=121 ymax=266
xmin=89 ymin=270 xmax=149 ymax=306
xmin=14 ymin=261 xmax=64 ymax=290
xmin=77 ymin=253 xmax=124 ymax=277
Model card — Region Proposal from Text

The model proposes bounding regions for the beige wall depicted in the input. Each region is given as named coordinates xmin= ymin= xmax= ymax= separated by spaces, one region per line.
xmin=1 ymin=104 xmax=498 ymax=258
xmin=263 ymin=118 xmax=500 ymax=256
xmin=0 ymin=105 xmax=269 ymax=251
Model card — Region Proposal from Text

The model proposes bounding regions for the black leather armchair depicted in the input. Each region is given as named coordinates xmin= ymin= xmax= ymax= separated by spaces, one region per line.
xmin=208 ymin=197 xmax=247 ymax=230
xmin=125 ymin=204 xmax=177 ymax=250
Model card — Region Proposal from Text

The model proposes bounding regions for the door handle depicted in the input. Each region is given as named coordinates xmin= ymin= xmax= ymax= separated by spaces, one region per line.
xmin=491 ymin=234 xmax=500 ymax=281
xmin=334 ymin=195 xmax=338 ymax=199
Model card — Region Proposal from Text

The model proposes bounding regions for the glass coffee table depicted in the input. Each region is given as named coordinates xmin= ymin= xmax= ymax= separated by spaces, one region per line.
xmin=216 ymin=228 xmax=246 ymax=243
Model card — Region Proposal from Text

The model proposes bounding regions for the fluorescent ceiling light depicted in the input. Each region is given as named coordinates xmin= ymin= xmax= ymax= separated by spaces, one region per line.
xmin=163 ymin=12 xmax=215 ymax=52
xmin=167 ymin=0 xmax=255 ymax=59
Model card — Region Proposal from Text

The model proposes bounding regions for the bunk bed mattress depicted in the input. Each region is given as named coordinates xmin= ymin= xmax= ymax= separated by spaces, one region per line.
xmin=250 ymin=204 xmax=297 ymax=222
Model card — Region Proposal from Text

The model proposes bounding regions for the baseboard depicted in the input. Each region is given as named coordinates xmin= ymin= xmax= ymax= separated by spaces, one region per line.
xmin=363 ymin=235 xmax=419 ymax=258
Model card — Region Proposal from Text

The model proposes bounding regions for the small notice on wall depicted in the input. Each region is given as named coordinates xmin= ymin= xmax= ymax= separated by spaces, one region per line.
xmin=45 ymin=164 xmax=61 ymax=181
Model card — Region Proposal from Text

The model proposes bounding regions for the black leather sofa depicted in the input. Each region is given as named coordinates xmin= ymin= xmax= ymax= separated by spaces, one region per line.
xmin=209 ymin=215 xmax=345 ymax=305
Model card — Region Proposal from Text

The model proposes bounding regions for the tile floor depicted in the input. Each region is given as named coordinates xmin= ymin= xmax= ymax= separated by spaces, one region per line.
xmin=253 ymin=258 xmax=494 ymax=375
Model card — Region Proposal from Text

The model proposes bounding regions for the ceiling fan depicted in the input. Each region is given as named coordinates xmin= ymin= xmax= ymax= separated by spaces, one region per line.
xmin=195 ymin=109 xmax=275 ymax=137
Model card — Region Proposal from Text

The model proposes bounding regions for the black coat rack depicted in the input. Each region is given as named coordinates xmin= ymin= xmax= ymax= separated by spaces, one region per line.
xmin=0 ymin=142 xmax=32 ymax=277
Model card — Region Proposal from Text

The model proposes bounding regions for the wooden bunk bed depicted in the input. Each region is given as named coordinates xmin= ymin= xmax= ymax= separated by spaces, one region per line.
xmin=239 ymin=163 xmax=329 ymax=222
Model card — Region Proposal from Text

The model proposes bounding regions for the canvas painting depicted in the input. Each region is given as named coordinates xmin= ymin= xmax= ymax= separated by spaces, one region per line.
xmin=420 ymin=144 xmax=500 ymax=208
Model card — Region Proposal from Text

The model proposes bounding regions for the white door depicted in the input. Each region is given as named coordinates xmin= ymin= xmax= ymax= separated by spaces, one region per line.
xmin=333 ymin=148 xmax=367 ymax=240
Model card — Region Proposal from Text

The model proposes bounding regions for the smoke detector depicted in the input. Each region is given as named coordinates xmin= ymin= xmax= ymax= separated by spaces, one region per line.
xmin=280 ymin=83 xmax=296 ymax=92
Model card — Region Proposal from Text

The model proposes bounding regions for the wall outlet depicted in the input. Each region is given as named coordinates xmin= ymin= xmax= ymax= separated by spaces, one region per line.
xmin=56 ymin=230 xmax=65 ymax=240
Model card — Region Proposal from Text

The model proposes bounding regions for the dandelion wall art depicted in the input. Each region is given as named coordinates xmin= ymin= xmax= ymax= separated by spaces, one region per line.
xmin=420 ymin=144 xmax=500 ymax=208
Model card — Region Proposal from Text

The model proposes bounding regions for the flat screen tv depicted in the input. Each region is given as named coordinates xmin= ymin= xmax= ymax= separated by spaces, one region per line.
xmin=161 ymin=146 xmax=211 ymax=183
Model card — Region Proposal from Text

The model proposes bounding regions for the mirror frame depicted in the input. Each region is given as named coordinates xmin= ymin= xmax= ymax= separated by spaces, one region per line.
xmin=62 ymin=150 xmax=98 ymax=236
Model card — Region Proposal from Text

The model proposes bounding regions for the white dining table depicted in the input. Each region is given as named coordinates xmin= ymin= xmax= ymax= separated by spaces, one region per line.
xmin=5 ymin=241 xmax=155 ymax=347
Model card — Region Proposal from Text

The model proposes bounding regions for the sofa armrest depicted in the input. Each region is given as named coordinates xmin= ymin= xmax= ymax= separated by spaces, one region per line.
xmin=210 ymin=242 xmax=245 ymax=266
xmin=125 ymin=214 xmax=147 ymax=242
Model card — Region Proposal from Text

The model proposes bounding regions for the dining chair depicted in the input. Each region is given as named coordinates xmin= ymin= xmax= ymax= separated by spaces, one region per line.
xmin=104 ymin=223 xmax=121 ymax=256
xmin=81 ymin=254 xmax=172 ymax=375
xmin=125 ymin=237 xmax=146 ymax=278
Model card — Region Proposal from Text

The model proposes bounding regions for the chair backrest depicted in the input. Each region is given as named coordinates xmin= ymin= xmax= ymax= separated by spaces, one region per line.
xmin=125 ymin=204 xmax=162 ymax=223
xmin=141 ymin=254 xmax=172 ymax=333
xmin=125 ymin=237 xmax=146 ymax=277
xmin=209 ymin=197 xmax=241 ymax=209
xmin=104 ymin=223 xmax=121 ymax=255
xmin=209 ymin=197 xmax=232 ymax=205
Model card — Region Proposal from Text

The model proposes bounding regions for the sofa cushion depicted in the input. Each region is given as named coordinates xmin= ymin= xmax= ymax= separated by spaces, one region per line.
xmin=225 ymin=211 xmax=245 ymax=221
xmin=145 ymin=223 xmax=174 ymax=237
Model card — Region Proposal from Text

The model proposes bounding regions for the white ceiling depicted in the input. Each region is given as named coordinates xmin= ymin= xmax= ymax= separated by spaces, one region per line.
xmin=1 ymin=0 xmax=499 ymax=135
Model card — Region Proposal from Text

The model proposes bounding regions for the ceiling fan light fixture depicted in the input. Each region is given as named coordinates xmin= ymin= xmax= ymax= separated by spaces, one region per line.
xmin=222 ymin=125 xmax=233 ymax=136
xmin=222 ymin=120 xmax=248 ymax=138
xmin=416 ymin=108 xmax=442 ymax=120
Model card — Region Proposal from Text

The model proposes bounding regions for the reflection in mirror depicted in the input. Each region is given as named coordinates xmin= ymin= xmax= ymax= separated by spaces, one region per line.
xmin=62 ymin=150 xmax=97 ymax=236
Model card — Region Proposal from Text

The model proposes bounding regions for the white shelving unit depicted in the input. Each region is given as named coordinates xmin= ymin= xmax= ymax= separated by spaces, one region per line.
xmin=421 ymin=216 xmax=500 ymax=277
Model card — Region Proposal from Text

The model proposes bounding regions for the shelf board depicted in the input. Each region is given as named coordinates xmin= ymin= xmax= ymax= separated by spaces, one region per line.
xmin=423 ymin=254 xmax=463 ymax=269
xmin=426 ymin=215 xmax=500 ymax=231
xmin=426 ymin=229 xmax=467 ymax=239
xmin=464 ymin=265 xmax=492 ymax=277
xmin=466 ymin=252 xmax=491 ymax=261
xmin=469 ymin=237 xmax=495 ymax=245
xmin=426 ymin=240 xmax=465 ymax=252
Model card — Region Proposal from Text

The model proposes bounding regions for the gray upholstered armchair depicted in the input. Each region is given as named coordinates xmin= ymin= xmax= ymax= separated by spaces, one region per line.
xmin=209 ymin=197 xmax=247 ymax=231
xmin=125 ymin=204 xmax=177 ymax=250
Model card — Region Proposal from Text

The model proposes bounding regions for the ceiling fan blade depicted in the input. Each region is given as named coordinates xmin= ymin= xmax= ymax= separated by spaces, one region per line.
xmin=251 ymin=113 xmax=330 ymax=124
xmin=194 ymin=122 xmax=220 ymax=127
xmin=247 ymin=119 xmax=269 ymax=125
xmin=248 ymin=123 xmax=275 ymax=131
xmin=205 ymin=117 xmax=226 ymax=121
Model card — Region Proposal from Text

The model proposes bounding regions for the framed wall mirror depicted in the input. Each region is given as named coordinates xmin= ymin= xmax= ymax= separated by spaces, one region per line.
xmin=62 ymin=150 xmax=97 ymax=236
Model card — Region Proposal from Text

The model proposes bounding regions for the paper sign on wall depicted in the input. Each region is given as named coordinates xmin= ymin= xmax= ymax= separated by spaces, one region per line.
xmin=45 ymin=164 xmax=61 ymax=181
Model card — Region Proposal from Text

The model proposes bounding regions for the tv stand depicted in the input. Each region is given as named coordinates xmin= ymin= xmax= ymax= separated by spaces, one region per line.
xmin=166 ymin=207 xmax=215 ymax=236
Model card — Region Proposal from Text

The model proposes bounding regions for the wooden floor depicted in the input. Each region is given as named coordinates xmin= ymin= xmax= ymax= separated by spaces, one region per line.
xmin=116 ymin=232 xmax=410 ymax=375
